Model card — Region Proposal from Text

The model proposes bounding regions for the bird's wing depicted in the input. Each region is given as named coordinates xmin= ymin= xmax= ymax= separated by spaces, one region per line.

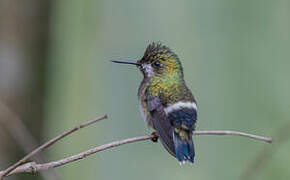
xmin=146 ymin=95 xmax=176 ymax=156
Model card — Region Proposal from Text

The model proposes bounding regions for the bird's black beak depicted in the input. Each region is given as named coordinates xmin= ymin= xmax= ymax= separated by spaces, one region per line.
xmin=111 ymin=60 xmax=140 ymax=66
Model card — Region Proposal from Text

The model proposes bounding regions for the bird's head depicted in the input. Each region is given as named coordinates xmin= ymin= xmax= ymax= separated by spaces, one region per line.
xmin=112 ymin=42 xmax=183 ymax=79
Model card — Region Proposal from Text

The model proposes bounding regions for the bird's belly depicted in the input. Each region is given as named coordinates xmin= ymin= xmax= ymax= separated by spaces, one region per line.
xmin=138 ymin=97 xmax=154 ymax=128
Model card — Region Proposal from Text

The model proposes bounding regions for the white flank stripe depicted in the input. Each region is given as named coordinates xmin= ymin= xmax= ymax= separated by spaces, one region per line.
xmin=164 ymin=101 xmax=197 ymax=114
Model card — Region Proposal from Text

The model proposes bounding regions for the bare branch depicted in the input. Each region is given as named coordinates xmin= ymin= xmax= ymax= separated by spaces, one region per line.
xmin=1 ymin=135 xmax=154 ymax=177
xmin=193 ymin=130 xmax=273 ymax=143
xmin=0 ymin=129 xmax=272 ymax=178
xmin=0 ymin=114 xmax=108 ymax=179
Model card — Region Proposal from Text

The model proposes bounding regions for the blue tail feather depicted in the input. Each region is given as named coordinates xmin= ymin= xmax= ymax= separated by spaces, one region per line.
xmin=173 ymin=131 xmax=195 ymax=164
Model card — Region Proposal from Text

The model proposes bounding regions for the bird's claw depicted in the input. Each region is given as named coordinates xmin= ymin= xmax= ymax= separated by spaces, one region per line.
xmin=151 ymin=132 xmax=159 ymax=142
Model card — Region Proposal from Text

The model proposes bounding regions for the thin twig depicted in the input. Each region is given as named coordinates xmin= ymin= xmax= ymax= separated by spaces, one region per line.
xmin=0 ymin=130 xmax=272 ymax=178
xmin=193 ymin=130 xmax=273 ymax=143
xmin=0 ymin=114 xmax=108 ymax=179
xmin=1 ymin=135 xmax=154 ymax=177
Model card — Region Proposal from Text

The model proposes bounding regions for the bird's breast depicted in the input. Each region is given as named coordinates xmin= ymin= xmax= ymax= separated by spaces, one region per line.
xmin=138 ymin=79 xmax=154 ymax=128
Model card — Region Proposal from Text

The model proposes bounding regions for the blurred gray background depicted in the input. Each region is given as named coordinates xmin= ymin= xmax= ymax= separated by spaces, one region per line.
xmin=0 ymin=0 xmax=289 ymax=180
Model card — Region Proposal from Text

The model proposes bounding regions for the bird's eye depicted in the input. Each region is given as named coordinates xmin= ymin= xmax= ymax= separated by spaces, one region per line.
xmin=152 ymin=61 xmax=162 ymax=68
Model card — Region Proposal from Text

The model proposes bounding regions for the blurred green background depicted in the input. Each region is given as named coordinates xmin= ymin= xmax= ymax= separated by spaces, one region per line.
xmin=0 ymin=0 xmax=289 ymax=180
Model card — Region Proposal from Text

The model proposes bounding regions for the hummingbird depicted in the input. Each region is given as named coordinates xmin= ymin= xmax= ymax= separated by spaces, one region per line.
xmin=112 ymin=42 xmax=197 ymax=164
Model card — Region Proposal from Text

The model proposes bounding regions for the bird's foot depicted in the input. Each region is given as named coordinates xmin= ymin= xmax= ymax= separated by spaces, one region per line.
xmin=151 ymin=132 xmax=159 ymax=142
